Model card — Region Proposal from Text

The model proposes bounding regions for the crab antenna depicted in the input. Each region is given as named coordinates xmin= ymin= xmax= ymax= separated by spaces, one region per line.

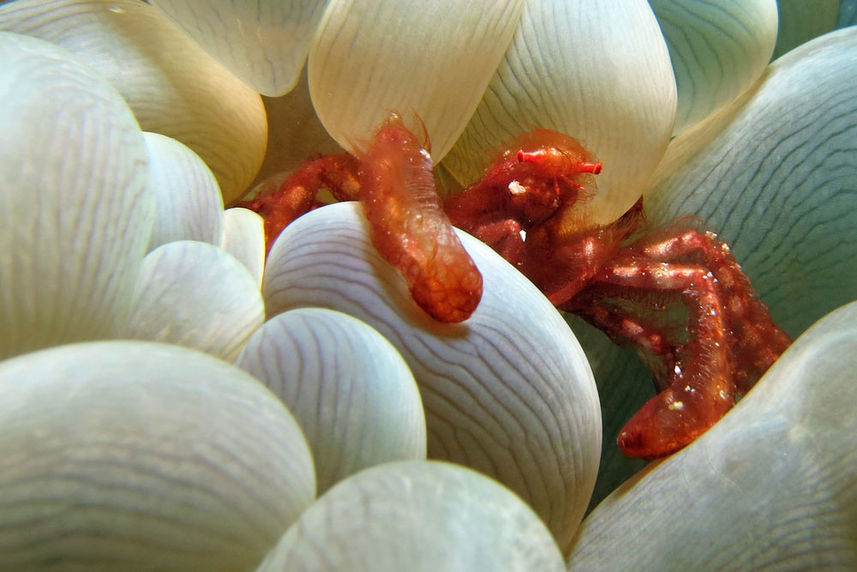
xmin=516 ymin=149 xmax=603 ymax=175
xmin=516 ymin=149 xmax=546 ymax=163
xmin=577 ymin=162 xmax=603 ymax=174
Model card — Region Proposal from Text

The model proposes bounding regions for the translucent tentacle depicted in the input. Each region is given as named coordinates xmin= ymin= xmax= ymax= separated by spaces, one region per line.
xmin=357 ymin=115 xmax=482 ymax=323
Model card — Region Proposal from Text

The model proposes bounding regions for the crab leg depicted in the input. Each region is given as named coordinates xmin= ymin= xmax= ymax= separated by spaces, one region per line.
xmin=565 ymin=289 xmax=679 ymax=387
xmin=238 ymin=154 xmax=360 ymax=252
xmin=591 ymin=258 xmax=736 ymax=459
xmin=633 ymin=229 xmax=792 ymax=393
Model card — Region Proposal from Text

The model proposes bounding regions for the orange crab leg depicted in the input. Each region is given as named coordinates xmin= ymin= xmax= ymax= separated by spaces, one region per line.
xmin=591 ymin=258 xmax=735 ymax=458
xmin=238 ymin=153 xmax=360 ymax=252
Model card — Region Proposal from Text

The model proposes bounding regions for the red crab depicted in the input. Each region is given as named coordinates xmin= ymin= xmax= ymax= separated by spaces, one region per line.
xmin=239 ymin=115 xmax=791 ymax=460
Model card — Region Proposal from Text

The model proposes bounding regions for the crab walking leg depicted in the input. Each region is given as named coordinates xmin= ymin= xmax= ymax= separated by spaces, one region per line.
xmin=238 ymin=154 xmax=360 ymax=252
xmin=460 ymin=219 xmax=526 ymax=266
xmin=633 ymin=230 xmax=792 ymax=393
xmin=565 ymin=289 xmax=679 ymax=386
xmin=356 ymin=116 xmax=483 ymax=323
xmin=525 ymin=200 xmax=644 ymax=308
xmin=593 ymin=260 xmax=735 ymax=459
